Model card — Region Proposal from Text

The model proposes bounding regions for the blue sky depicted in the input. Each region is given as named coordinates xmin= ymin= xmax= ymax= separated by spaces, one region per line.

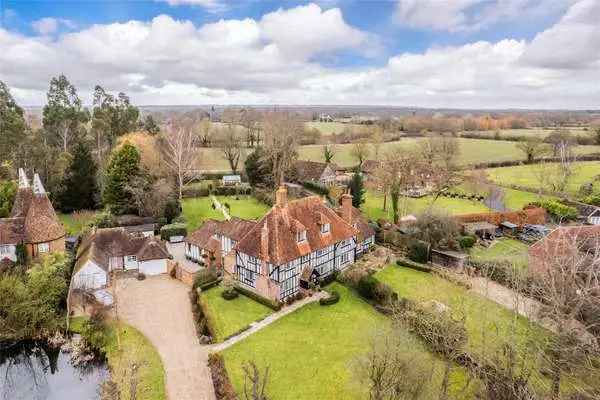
xmin=0 ymin=0 xmax=598 ymax=108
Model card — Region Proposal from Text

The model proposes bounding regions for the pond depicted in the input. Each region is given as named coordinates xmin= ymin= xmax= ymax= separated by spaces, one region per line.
xmin=0 ymin=341 xmax=108 ymax=400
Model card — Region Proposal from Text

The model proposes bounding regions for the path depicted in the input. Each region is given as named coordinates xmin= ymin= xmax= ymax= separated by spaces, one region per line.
xmin=211 ymin=195 xmax=230 ymax=220
xmin=115 ymin=276 xmax=216 ymax=400
xmin=211 ymin=291 xmax=327 ymax=352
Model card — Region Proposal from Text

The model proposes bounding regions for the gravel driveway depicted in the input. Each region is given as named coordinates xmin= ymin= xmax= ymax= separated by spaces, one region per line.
xmin=115 ymin=275 xmax=215 ymax=400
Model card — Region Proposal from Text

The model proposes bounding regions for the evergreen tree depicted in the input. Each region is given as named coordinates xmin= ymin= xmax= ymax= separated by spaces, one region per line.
xmin=103 ymin=142 xmax=141 ymax=215
xmin=142 ymin=115 xmax=160 ymax=135
xmin=58 ymin=141 xmax=98 ymax=212
xmin=0 ymin=180 xmax=17 ymax=218
xmin=349 ymin=172 xmax=365 ymax=208
xmin=0 ymin=81 xmax=27 ymax=165
xmin=244 ymin=147 xmax=274 ymax=188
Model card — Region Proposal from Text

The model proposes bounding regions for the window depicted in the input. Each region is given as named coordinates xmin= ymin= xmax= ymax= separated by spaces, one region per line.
xmin=38 ymin=243 xmax=49 ymax=253
xmin=320 ymin=223 xmax=330 ymax=234
xmin=0 ymin=245 xmax=11 ymax=254
xmin=340 ymin=252 xmax=349 ymax=264
xmin=126 ymin=255 xmax=137 ymax=262
xmin=297 ymin=230 xmax=307 ymax=243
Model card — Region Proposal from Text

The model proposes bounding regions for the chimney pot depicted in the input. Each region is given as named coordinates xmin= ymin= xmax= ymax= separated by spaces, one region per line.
xmin=341 ymin=193 xmax=353 ymax=225
xmin=260 ymin=223 xmax=269 ymax=260
xmin=275 ymin=185 xmax=288 ymax=207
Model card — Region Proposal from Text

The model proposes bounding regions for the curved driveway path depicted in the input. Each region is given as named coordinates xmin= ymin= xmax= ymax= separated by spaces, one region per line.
xmin=115 ymin=276 xmax=216 ymax=400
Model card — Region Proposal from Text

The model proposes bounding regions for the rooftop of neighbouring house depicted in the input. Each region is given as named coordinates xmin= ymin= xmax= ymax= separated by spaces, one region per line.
xmin=293 ymin=160 xmax=338 ymax=182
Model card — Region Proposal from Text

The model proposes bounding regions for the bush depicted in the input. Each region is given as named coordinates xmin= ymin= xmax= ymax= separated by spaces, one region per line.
xmin=94 ymin=211 xmax=115 ymax=228
xmin=193 ymin=269 xmax=219 ymax=290
xmin=207 ymin=353 xmax=237 ymax=400
xmin=408 ymin=239 xmax=430 ymax=263
xmin=531 ymin=199 xmax=577 ymax=221
xmin=159 ymin=223 xmax=187 ymax=241
xmin=458 ymin=235 xmax=477 ymax=249
xmin=234 ymin=285 xmax=282 ymax=311
xmin=301 ymin=181 xmax=329 ymax=196
xmin=357 ymin=275 xmax=397 ymax=305
xmin=319 ymin=290 xmax=340 ymax=306
xmin=221 ymin=289 xmax=239 ymax=300
xmin=252 ymin=188 xmax=274 ymax=207
xmin=396 ymin=258 xmax=432 ymax=273
xmin=319 ymin=271 xmax=338 ymax=287
xmin=181 ymin=186 xmax=209 ymax=198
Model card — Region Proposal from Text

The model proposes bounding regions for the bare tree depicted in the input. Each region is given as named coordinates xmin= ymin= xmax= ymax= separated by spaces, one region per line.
xmin=261 ymin=112 xmax=301 ymax=185
xmin=371 ymin=125 xmax=384 ymax=159
xmin=516 ymin=137 xmax=546 ymax=163
xmin=418 ymin=134 xmax=460 ymax=204
xmin=242 ymin=361 xmax=269 ymax=400
xmin=220 ymin=124 xmax=243 ymax=175
xmin=161 ymin=124 xmax=200 ymax=199
xmin=351 ymin=139 xmax=371 ymax=169
xmin=197 ymin=118 xmax=213 ymax=147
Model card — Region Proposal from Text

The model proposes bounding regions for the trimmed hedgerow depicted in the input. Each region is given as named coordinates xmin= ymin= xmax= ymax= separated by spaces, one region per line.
xmin=319 ymin=290 xmax=340 ymax=306
xmin=159 ymin=223 xmax=187 ymax=240
xmin=396 ymin=258 xmax=432 ymax=273
xmin=208 ymin=353 xmax=238 ymax=400
xmin=234 ymin=285 xmax=282 ymax=311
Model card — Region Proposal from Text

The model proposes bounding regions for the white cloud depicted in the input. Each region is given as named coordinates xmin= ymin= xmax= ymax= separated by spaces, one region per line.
xmin=31 ymin=17 xmax=76 ymax=35
xmin=1 ymin=1 xmax=598 ymax=108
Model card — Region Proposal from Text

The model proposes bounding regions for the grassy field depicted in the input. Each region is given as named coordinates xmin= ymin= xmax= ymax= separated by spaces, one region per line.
xmin=222 ymin=283 xmax=475 ymax=400
xmin=361 ymin=190 xmax=489 ymax=221
xmin=182 ymin=195 xmax=270 ymax=231
xmin=200 ymin=285 xmax=273 ymax=342
xmin=461 ymin=127 xmax=592 ymax=140
xmin=305 ymin=121 xmax=364 ymax=135
xmin=70 ymin=318 xmax=166 ymax=400
xmin=58 ymin=210 xmax=99 ymax=235
xmin=486 ymin=161 xmax=600 ymax=195
xmin=469 ymin=238 xmax=530 ymax=270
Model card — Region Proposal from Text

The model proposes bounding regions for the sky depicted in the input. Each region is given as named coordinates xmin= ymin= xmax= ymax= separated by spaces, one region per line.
xmin=0 ymin=0 xmax=598 ymax=108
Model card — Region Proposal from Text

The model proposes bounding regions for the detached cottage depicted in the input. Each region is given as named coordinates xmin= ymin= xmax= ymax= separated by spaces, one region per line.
xmin=224 ymin=186 xmax=374 ymax=301
xmin=0 ymin=169 xmax=65 ymax=263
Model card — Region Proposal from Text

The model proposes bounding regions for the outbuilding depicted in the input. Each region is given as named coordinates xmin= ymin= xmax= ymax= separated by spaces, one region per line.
xmin=431 ymin=249 xmax=469 ymax=269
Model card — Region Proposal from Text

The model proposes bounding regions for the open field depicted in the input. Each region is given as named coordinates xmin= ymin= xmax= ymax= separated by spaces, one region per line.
xmin=305 ymin=121 xmax=364 ymax=135
xmin=200 ymin=285 xmax=273 ymax=342
xmin=194 ymin=138 xmax=600 ymax=172
xmin=181 ymin=195 xmax=269 ymax=231
xmin=222 ymin=283 xmax=475 ymax=399
xmin=362 ymin=190 xmax=489 ymax=221
xmin=486 ymin=161 xmax=600 ymax=196
xmin=469 ymin=238 xmax=530 ymax=270
xmin=461 ymin=127 xmax=592 ymax=140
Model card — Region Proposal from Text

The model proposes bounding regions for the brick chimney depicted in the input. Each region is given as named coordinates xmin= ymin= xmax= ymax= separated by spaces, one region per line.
xmin=275 ymin=185 xmax=287 ymax=208
xmin=260 ymin=223 xmax=269 ymax=260
xmin=341 ymin=193 xmax=353 ymax=225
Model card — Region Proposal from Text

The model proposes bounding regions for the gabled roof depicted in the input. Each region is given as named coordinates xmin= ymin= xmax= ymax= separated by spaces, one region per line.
xmin=75 ymin=228 xmax=170 ymax=273
xmin=293 ymin=160 xmax=337 ymax=182
xmin=185 ymin=217 xmax=256 ymax=251
xmin=335 ymin=205 xmax=375 ymax=242
xmin=0 ymin=218 xmax=25 ymax=244
xmin=236 ymin=196 xmax=358 ymax=266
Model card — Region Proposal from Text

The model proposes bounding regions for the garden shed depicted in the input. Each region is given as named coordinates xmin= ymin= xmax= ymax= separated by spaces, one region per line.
xmin=500 ymin=221 xmax=518 ymax=235
xmin=431 ymin=249 xmax=468 ymax=269
xmin=462 ymin=221 xmax=498 ymax=239
xmin=222 ymin=175 xmax=242 ymax=186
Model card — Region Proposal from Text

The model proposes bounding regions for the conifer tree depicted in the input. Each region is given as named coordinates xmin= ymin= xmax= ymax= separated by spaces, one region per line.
xmin=58 ymin=141 xmax=98 ymax=212
xmin=349 ymin=172 xmax=365 ymax=208
xmin=103 ymin=142 xmax=140 ymax=215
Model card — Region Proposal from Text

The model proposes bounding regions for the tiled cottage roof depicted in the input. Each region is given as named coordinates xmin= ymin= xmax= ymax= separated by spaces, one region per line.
xmin=218 ymin=218 xmax=257 ymax=242
xmin=0 ymin=218 xmax=25 ymax=244
xmin=293 ymin=160 xmax=337 ymax=182
xmin=75 ymin=228 xmax=170 ymax=273
xmin=185 ymin=218 xmax=256 ymax=251
xmin=335 ymin=206 xmax=375 ymax=242
xmin=236 ymin=195 xmax=358 ymax=266
xmin=185 ymin=220 xmax=220 ymax=249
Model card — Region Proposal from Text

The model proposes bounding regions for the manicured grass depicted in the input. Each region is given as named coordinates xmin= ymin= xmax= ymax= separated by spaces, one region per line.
xmin=487 ymin=161 xmax=600 ymax=195
xmin=222 ymin=283 xmax=476 ymax=400
xmin=70 ymin=318 xmax=166 ymax=400
xmin=362 ymin=190 xmax=489 ymax=221
xmin=58 ymin=210 xmax=99 ymax=235
xmin=181 ymin=195 xmax=270 ymax=231
xmin=469 ymin=238 xmax=530 ymax=270
xmin=200 ymin=285 xmax=273 ymax=342
xmin=305 ymin=121 xmax=364 ymax=135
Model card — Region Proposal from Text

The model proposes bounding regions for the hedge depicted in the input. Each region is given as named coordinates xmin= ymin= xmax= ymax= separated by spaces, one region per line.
xmin=207 ymin=353 xmax=238 ymax=400
xmin=160 ymin=223 xmax=187 ymax=240
xmin=198 ymin=294 xmax=218 ymax=340
xmin=301 ymin=181 xmax=329 ymax=196
xmin=319 ymin=290 xmax=340 ymax=306
xmin=198 ymin=279 xmax=222 ymax=291
xmin=234 ymin=285 xmax=282 ymax=311
xmin=221 ymin=289 xmax=239 ymax=300
xmin=408 ymin=240 xmax=430 ymax=263
xmin=458 ymin=235 xmax=477 ymax=249
xmin=396 ymin=258 xmax=432 ymax=273
xmin=356 ymin=275 xmax=398 ymax=305
xmin=530 ymin=200 xmax=577 ymax=221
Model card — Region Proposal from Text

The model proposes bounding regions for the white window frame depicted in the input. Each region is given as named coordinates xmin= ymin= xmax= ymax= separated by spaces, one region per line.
xmin=126 ymin=255 xmax=137 ymax=262
xmin=0 ymin=245 xmax=11 ymax=254
xmin=320 ymin=223 xmax=330 ymax=234
xmin=340 ymin=252 xmax=349 ymax=263
xmin=297 ymin=230 xmax=307 ymax=243
xmin=38 ymin=242 xmax=50 ymax=253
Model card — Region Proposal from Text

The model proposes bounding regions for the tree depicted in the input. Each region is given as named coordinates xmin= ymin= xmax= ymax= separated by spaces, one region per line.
xmin=245 ymin=147 xmax=274 ymax=188
xmin=58 ymin=141 xmax=98 ymax=212
xmin=42 ymin=75 xmax=89 ymax=153
xmin=351 ymin=140 xmax=371 ymax=168
xmin=142 ymin=115 xmax=160 ymax=135
xmin=126 ymin=177 xmax=177 ymax=219
xmin=0 ymin=180 xmax=17 ymax=218
xmin=161 ymin=124 xmax=200 ymax=199
xmin=261 ymin=112 xmax=301 ymax=185
xmin=592 ymin=124 xmax=600 ymax=145
xmin=516 ymin=137 xmax=545 ymax=163
xmin=323 ymin=145 xmax=335 ymax=164
xmin=0 ymin=81 xmax=27 ymax=165
xmin=220 ymin=124 xmax=243 ymax=175
xmin=418 ymin=134 xmax=460 ymax=204
xmin=197 ymin=118 xmax=213 ymax=147
xmin=371 ymin=125 xmax=384 ymax=159
xmin=242 ymin=361 xmax=269 ymax=400
xmin=545 ymin=129 xmax=573 ymax=157
xmin=103 ymin=142 xmax=141 ymax=215
xmin=349 ymin=172 xmax=365 ymax=208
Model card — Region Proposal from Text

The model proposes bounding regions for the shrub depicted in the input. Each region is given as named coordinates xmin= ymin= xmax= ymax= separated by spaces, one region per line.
xmin=458 ymin=235 xmax=477 ymax=249
xmin=221 ymin=289 xmax=239 ymax=300
xmin=531 ymin=200 xmax=577 ymax=221
xmin=159 ymin=223 xmax=187 ymax=240
xmin=208 ymin=353 xmax=237 ymax=400
xmin=301 ymin=181 xmax=329 ymax=196
xmin=408 ymin=239 xmax=430 ymax=263
xmin=234 ymin=285 xmax=282 ymax=311
xmin=319 ymin=271 xmax=338 ymax=287
xmin=193 ymin=269 xmax=219 ymax=290
xmin=357 ymin=275 xmax=397 ymax=305
xmin=181 ymin=186 xmax=209 ymax=198
xmin=136 ymin=272 xmax=146 ymax=281
xmin=94 ymin=211 xmax=115 ymax=228
xmin=396 ymin=258 xmax=432 ymax=273
xmin=319 ymin=290 xmax=340 ymax=306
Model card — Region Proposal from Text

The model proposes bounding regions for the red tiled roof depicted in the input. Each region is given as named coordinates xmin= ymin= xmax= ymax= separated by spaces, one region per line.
xmin=236 ymin=196 xmax=358 ymax=265
xmin=0 ymin=218 xmax=25 ymax=244
xmin=185 ymin=218 xmax=256 ymax=251
xmin=293 ymin=160 xmax=338 ymax=182
xmin=335 ymin=206 xmax=376 ymax=242
xmin=185 ymin=220 xmax=220 ymax=249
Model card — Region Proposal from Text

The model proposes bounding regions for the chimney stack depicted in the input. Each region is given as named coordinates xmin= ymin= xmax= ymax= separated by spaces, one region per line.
xmin=275 ymin=185 xmax=287 ymax=208
xmin=341 ymin=193 xmax=353 ymax=225
xmin=260 ymin=223 xmax=269 ymax=261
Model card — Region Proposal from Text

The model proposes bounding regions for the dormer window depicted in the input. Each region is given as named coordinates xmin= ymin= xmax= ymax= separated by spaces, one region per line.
xmin=297 ymin=230 xmax=307 ymax=243
xmin=320 ymin=223 xmax=330 ymax=234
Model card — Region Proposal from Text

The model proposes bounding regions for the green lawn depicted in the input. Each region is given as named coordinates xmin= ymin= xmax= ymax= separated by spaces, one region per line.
xmin=362 ymin=190 xmax=489 ymax=221
xmin=58 ymin=210 xmax=99 ymax=235
xmin=305 ymin=121 xmax=364 ymax=135
xmin=469 ymin=238 xmax=530 ymax=270
xmin=182 ymin=195 xmax=270 ymax=231
xmin=200 ymin=285 xmax=273 ymax=342
xmin=70 ymin=318 xmax=166 ymax=400
xmin=487 ymin=161 xmax=600 ymax=195
xmin=460 ymin=127 xmax=592 ymax=140
xmin=222 ymin=283 xmax=476 ymax=400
